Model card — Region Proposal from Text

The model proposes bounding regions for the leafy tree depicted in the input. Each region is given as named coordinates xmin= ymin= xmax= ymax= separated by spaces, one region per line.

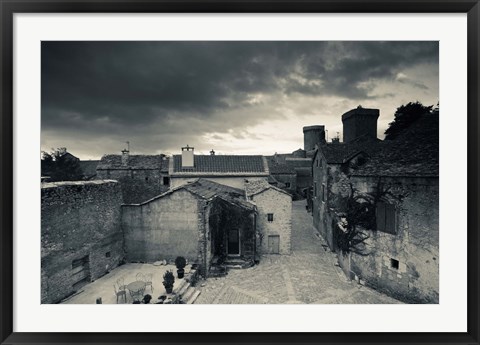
xmin=41 ymin=148 xmax=83 ymax=181
xmin=384 ymin=101 xmax=434 ymax=140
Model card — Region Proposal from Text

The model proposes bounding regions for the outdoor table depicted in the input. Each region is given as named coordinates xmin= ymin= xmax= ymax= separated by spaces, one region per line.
xmin=126 ymin=281 xmax=146 ymax=301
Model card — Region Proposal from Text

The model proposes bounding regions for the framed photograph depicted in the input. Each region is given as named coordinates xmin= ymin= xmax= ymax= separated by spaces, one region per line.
xmin=1 ymin=1 xmax=478 ymax=344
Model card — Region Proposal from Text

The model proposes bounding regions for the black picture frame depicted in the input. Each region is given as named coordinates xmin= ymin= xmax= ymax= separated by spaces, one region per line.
xmin=1 ymin=1 xmax=478 ymax=344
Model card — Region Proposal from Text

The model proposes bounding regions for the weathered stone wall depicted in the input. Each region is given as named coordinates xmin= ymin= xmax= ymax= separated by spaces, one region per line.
xmin=121 ymin=189 xmax=200 ymax=263
xmin=346 ymin=176 xmax=439 ymax=303
xmin=271 ymin=173 xmax=297 ymax=192
xmin=253 ymin=188 xmax=292 ymax=255
xmin=41 ymin=180 xmax=124 ymax=304
xmin=170 ymin=176 xmax=268 ymax=190
xmin=97 ymin=169 xmax=169 ymax=204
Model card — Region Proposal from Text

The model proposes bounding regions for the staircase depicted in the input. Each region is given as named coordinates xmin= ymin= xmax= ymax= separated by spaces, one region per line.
xmin=173 ymin=270 xmax=201 ymax=304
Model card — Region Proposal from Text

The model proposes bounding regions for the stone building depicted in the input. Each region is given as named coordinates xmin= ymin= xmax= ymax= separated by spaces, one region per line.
xmin=246 ymin=180 xmax=292 ymax=255
xmin=96 ymin=150 xmax=170 ymax=204
xmin=41 ymin=180 xmax=124 ymax=303
xmin=169 ymin=146 xmax=269 ymax=189
xmin=267 ymin=161 xmax=297 ymax=192
xmin=121 ymin=179 xmax=257 ymax=277
xmin=311 ymin=108 xmax=439 ymax=303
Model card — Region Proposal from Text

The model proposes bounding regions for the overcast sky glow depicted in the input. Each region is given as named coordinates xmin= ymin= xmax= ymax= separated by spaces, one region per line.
xmin=41 ymin=41 xmax=439 ymax=160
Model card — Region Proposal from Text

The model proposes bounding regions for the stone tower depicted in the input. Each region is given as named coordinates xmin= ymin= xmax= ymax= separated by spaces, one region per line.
xmin=303 ymin=125 xmax=325 ymax=152
xmin=342 ymin=107 xmax=379 ymax=143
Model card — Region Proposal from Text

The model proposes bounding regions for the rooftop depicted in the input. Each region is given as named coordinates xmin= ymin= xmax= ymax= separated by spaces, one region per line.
xmin=351 ymin=113 xmax=439 ymax=177
xmin=171 ymin=155 xmax=269 ymax=176
xmin=130 ymin=178 xmax=256 ymax=211
xmin=97 ymin=154 xmax=169 ymax=171
xmin=245 ymin=179 xmax=291 ymax=198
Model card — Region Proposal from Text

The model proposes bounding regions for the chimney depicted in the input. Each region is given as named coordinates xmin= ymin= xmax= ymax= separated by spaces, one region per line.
xmin=181 ymin=145 xmax=194 ymax=168
xmin=121 ymin=149 xmax=129 ymax=166
xmin=210 ymin=149 xmax=215 ymax=156
xmin=341 ymin=106 xmax=379 ymax=143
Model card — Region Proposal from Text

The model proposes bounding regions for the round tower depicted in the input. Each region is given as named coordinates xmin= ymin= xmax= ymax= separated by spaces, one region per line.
xmin=303 ymin=125 xmax=325 ymax=151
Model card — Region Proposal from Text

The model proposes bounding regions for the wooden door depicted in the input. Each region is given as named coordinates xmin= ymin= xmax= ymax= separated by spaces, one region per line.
xmin=227 ymin=228 xmax=240 ymax=255
xmin=268 ymin=235 xmax=280 ymax=254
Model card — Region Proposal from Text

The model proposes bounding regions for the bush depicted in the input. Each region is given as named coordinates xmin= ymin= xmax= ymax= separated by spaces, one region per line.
xmin=175 ymin=256 xmax=186 ymax=269
xmin=163 ymin=270 xmax=175 ymax=288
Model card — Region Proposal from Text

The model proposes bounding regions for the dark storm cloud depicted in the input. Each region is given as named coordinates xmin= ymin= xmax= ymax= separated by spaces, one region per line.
xmin=41 ymin=41 xmax=438 ymax=156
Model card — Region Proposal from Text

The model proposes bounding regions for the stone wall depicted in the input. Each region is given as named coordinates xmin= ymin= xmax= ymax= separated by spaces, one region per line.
xmin=121 ymin=189 xmax=200 ymax=263
xmin=346 ymin=176 xmax=439 ymax=303
xmin=271 ymin=173 xmax=297 ymax=192
xmin=41 ymin=180 xmax=124 ymax=303
xmin=252 ymin=188 xmax=292 ymax=255
xmin=97 ymin=168 xmax=169 ymax=204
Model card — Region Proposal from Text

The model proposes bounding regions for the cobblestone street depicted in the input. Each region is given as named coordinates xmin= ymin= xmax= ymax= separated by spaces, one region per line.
xmin=195 ymin=200 xmax=403 ymax=304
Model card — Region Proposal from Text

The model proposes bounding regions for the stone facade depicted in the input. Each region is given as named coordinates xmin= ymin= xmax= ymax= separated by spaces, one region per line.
xmin=41 ymin=180 xmax=124 ymax=303
xmin=311 ymin=111 xmax=439 ymax=303
xmin=250 ymin=187 xmax=292 ymax=255
xmin=345 ymin=176 xmax=439 ymax=303
xmin=96 ymin=154 xmax=170 ymax=204
xmin=121 ymin=189 xmax=201 ymax=263
xmin=121 ymin=179 xmax=257 ymax=277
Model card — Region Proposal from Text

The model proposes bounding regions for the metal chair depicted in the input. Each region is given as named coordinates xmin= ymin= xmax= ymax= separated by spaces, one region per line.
xmin=116 ymin=277 xmax=126 ymax=291
xmin=136 ymin=272 xmax=145 ymax=282
xmin=144 ymin=273 xmax=154 ymax=293
xmin=114 ymin=283 xmax=127 ymax=304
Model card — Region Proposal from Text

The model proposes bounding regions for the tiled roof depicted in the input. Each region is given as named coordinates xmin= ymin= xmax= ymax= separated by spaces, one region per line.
xmin=320 ymin=136 xmax=380 ymax=164
xmin=245 ymin=179 xmax=292 ymax=198
xmin=171 ymin=155 xmax=268 ymax=176
xmin=97 ymin=154 xmax=168 ymax=170
xmin=351 ymin=114 xmax=439 ymax=177
xmin=135 ymin=178 xmax=255 ymax=210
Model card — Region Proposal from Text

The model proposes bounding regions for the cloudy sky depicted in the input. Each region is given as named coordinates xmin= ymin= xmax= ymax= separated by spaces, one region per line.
xmin=41 ymin=41 xmax=438 ymax=160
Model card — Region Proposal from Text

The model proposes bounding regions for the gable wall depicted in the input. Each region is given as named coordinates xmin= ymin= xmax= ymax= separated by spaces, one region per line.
xmin=253 ymin=189 xmax=292 ymax=255
xmin=121 ymin=189 xmax=200 ymax=263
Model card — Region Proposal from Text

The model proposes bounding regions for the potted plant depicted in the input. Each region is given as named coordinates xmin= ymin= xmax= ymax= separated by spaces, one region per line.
xmin=175 ymin=256 xmax=187 ymax=278
xmin=162 ymin=270 xmax=175 ymax=294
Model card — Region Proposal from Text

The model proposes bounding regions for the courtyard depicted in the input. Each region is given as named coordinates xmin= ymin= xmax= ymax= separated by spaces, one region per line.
xmin=60 ymin=200 xmax=401 ymax=305
xmin=194 ymin=200 xmax=403 ymax=304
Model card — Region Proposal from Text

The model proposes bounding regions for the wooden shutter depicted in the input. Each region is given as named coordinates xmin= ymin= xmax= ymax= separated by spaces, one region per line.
xmin=376 ymin=202 xmax=386 ymax=232
xmin=385 ymin=203 xmax=396 ymax=234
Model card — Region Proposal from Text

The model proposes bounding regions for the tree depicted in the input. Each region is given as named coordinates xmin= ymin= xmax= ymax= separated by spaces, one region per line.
xmin=384 ymin=101 xmax=434 ymax=140
xmin=41 ymin=148 xmax=83 ymax=181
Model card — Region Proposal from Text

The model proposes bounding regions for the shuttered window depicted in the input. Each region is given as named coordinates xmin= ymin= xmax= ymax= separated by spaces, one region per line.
xmin=376 ymin=202 xmax=397 ymax=234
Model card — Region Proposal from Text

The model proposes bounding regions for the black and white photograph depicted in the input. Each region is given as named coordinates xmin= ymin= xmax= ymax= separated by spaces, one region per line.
xmin=40 ymin=41 xmax=439 ymax=305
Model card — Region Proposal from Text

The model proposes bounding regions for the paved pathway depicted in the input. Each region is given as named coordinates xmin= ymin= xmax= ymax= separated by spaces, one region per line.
xmin=195 ymin=200 xmax=402 ymax=304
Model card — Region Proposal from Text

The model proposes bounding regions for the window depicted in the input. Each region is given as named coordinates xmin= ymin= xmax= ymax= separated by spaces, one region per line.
xmin=105 ymin=252 xmax=111 ymax=258
xmin=314 ymin=182 xmax=317 ymax=197
xmin=285 ymin=182 xmax=291 ymax=188
xmin=163 ymin=176 xmax=170 ymax=186
xmin=390 ymin=258 xmax=399 ymax=270
xmin=316 ymin=159 xmax=319 ymax=167
xmin=267 ymin=213 xmax=274 ymax=222
xmin=376 ymin=202 xmax=397 ymax=234
xmin=145 ymin=176 xmax=149 ymax=181
xmin=322 ymin=184 xmax=326 ymax=202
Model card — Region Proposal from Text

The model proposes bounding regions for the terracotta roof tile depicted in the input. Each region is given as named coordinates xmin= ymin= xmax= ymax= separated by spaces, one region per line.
xmin=172 ymin=155 xmax=268 ymax=175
